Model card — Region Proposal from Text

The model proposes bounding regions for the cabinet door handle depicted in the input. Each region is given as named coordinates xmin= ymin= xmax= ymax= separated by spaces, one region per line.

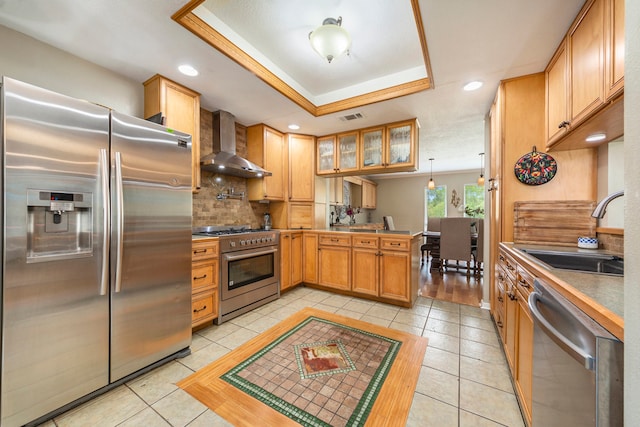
xmin=193 ymin=305 xmax=207 ymax=313
xmin=497 ymin=296 xmax=504 ymax=302
xmin=558 ymin=120 xmax=571 ymax=128
xmin=390 ymin=242 xmax=401 ymax=246
xmin=518 ymin=279 xmax=530 ymax=288
xmin=194 ymin=249 xmax=207 ymax=254
xmin=496 ymin=320 xmax=503 ymax=328
xmin=193 ymin=274 xmax=207 ymax=280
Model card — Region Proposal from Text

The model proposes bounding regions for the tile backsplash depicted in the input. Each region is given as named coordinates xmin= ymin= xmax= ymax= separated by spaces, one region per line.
xmin=192 ymin=108 xmax=269 ymax=229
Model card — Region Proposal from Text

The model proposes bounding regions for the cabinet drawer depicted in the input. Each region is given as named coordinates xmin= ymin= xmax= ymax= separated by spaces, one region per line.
xmin=192 ymin=239 xmax=219 ymax=261
xmin=498 ymin=250 xmax=517 ymax=280
xmin=319 ymin=234 xmax=351 ymax=247
xmin=380 ymin=238 xmax=409 ymax=251
xmin=192 ymin=264 xmax=215 ymax=292
xmin=516 ymin=265 xmax=535 ymax=297
xmin=192 ymin=291 xmax=217 ymax=324
xmin=352 ymin=236 xmax=379 ymax=248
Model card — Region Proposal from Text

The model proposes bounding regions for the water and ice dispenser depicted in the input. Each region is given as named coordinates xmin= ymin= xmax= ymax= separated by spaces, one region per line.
xmin=26 ymin=189 xmax=93 ymax=262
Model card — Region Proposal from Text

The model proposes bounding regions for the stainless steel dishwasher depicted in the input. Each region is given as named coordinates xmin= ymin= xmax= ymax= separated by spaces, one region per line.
xmin=528 ymin=279 xmax=623 ymax=426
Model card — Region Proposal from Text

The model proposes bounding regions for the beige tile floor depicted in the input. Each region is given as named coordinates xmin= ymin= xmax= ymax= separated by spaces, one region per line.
xmin=38 ymin=287 xmax=525 ymax=427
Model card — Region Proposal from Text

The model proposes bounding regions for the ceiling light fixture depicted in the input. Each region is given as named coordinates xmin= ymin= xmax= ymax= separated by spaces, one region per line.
xmin=178 ymin=64 xmax=198 ymax=76
xmin=309 ymin=16 xmax=351 ymax=63
xmin=585 ymin=133 xmax=607 ymax=143
xmin=463 ymin=81 xmax=483 ymax=91
xmin=428 ymin=158 xmax=435 ymax=190
xmin=288 ymin=124 xmax=300 ymax=130
xmin=477 ymin=152 xmax=485 ymax=186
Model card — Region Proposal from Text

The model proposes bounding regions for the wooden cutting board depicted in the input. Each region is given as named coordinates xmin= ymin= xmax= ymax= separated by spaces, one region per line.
xmin=513 ymin=201 xmax=597 ymax=246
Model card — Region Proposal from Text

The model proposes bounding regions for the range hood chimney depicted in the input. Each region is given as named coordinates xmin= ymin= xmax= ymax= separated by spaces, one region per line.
xmin=200 ymin=110 xmax=271 ymax=178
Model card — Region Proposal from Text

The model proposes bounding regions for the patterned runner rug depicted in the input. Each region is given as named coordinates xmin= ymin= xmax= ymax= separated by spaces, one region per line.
xmin=178 ymin=307 xmax=427 ymax=427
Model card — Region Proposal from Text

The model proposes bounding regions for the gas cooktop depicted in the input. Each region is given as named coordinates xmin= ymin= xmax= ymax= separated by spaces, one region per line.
xmin=192 ymin=225 xmax=268 ymax=237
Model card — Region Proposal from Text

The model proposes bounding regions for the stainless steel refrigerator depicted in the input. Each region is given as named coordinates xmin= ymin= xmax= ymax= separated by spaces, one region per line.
xmin=0 ymin=77 xmax=193 ymax=427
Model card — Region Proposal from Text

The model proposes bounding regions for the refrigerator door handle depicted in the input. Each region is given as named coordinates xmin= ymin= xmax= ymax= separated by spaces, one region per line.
xmin=528 ymin=291 xmax=595 ymax=370
xmin=114 ymin=151 xmax=124 ymax=293
xmin=99 ymin=149 xmax=110 ymax=295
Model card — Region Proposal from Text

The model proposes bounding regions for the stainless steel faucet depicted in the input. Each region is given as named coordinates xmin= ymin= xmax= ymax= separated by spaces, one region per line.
xmin=591 ymin=190 xmax=624 ymax=218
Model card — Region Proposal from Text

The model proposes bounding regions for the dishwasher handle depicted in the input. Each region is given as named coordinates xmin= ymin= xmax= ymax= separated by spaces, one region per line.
xmin=528 ymin=291 xmax=596 ymax=371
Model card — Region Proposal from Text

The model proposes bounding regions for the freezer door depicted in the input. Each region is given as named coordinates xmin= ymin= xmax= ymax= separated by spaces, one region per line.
xmin=109 ymin=111 xmax=192 ymax=381
xmin=1 ymin=77 xmax=110 ymax=427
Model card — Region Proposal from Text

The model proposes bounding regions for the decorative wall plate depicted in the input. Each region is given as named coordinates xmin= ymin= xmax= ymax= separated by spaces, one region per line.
xmin=514 ymin=147 xmax=557 ymax=185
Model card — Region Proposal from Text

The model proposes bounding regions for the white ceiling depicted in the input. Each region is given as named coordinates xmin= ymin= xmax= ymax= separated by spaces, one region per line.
xmin=0 ymin=0 xmax=585 ymax=175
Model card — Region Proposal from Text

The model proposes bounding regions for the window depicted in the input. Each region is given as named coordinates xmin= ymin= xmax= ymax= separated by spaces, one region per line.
xmin=425 ymin=185 xmax=446 ymax=228
xmin=464 ymin=184 xmax=485 ymax=217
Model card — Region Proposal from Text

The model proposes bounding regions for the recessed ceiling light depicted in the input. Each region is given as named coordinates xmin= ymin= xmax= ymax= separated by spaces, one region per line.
xmin=178 ymin=64 xmax=198 ymax=76
xmin=585 ymin=133 xmax=607 ymax=142
xmin=288 ymin=124 xmax=300 ymax=130
xmin=463 ymin=81 xmax=483 ymax=91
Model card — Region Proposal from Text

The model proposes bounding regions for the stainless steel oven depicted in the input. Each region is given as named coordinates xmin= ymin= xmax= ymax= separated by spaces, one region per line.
xmin=193 ymin=226 xmax=280 ymax=323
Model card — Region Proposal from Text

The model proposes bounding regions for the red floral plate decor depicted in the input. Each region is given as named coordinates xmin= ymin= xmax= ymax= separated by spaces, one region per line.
xmin=514 ymin=147 xmax=557 ymax=185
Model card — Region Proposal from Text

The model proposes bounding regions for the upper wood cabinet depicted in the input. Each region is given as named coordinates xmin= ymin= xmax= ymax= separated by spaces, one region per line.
xmin=143 ymin=74 xmax=201 ymax=192
xmin=605 ymin=0 xmax=624 ymax=99
xmin=545 ymin=0 xmax=624 ymax=150
xmin=361 ymin=179 xmax=377 ymax=209
xmin=569 ymin=0 xmax=606 ymax=127
xmin=545 ymin=40 xmax=569 ymax=144
xmin=317 ymin=118 xmax=418 ymax=176
xmin=287 ymin=134 xmax=315 ymax=202
xmin=316 ymin=133 xmax=359 ymax=175
xmin=359 ymin=126 xmax=385 ymax=170
xmin=384 ymin=120 xmax=418 ymax=171
xmin=328 ymin=177 xmax=344 ymax=205
xmin=246 ymin=124 xmax=285 ymax=201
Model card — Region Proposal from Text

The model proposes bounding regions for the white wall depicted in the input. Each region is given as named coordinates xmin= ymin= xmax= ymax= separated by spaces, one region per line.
xmin=597 ymin=138 xmax=624 ymax=228
xmin=372 ymin=172 xmax=479 ymax=231
xmin=0 ymin=25 xmax=142 ymax=116
xmin=624 ymin=0 xmax=639 ymax=422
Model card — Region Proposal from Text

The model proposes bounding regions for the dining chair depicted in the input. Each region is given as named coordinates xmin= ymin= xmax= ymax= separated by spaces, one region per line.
xmin=383 ymin=216 xmax=395 ymax=230
xmin=439 ymin=217 xmax=474 ymax=275
xmin=421 ymin=217 xmax=441 ymax=263
xmin=472 ymin=218 xmax=484 ymax=276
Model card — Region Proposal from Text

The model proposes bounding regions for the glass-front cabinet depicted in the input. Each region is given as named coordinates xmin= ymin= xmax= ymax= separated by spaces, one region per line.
xmin=386 ymin=121 xmax=415 ymax=169
xmin=337 ymin=131 xmax=359 ymax=173
xmin=360 ymin=126 xmax=384 ymax=170
xmin=317 ymin=133 xmax=359 ymax=175
xmin=318 ymin=118 xmax=418 ymax=175
xmin=317 ymin=136 xmax=337 ymax=174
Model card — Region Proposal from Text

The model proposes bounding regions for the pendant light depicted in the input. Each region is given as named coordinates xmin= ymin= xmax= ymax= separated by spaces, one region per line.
xmin=477 ymin=152 xmax=485 ymax=186
xmin=428 ymin=158 xmax=435 ymax=190
xmin=309 ymin=17 xmax=351 ymax=63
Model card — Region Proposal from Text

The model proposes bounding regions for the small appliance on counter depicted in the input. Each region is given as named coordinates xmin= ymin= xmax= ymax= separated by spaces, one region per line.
xmin=264 ymin=212 xmax=272 ymax=230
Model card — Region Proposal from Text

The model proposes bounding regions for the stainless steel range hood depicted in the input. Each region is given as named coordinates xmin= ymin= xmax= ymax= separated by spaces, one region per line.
xmin=200 ymin=110 xmax=271 ymax=178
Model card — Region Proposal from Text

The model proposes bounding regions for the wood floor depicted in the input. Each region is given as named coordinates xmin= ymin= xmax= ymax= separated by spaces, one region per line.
xmin=418 ymin=257 xmax=483 ymax=307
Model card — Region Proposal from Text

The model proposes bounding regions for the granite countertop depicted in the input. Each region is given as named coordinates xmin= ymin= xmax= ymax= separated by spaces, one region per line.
xmin=503 ymin=242 xmax=624 ymax=340
xmin=323 ymin=227 xmax=422 ymax=237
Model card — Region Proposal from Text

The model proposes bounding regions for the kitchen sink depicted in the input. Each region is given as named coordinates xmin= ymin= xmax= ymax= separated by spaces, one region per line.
xmin=521 ymin=249 xmax=623 ymax=276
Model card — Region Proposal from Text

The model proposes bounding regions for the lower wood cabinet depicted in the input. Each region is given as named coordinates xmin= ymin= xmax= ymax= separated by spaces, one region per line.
xmin=302 ymin=232 xmax=319 ymax=284
xmin=307 ymin=232 xmax=419 ymax=306
xmin=493 ymin=246 xmax=534 ymax=426
xmin=280 ymin=231 xmax=303 ymax=292
xmin=379 ymin=247 xmax=411 ymax=302
xmin=351 ymin=238 xmax=379 ymax=296
xmin=318 ymin=234 xmax=351 ymax=291
xmin=191 ymin=239 xmax=219 ymax=328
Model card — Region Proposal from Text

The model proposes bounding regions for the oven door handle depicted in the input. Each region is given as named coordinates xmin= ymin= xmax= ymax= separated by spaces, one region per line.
xmin=223 ymin=247 xmax=278 ymax=262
